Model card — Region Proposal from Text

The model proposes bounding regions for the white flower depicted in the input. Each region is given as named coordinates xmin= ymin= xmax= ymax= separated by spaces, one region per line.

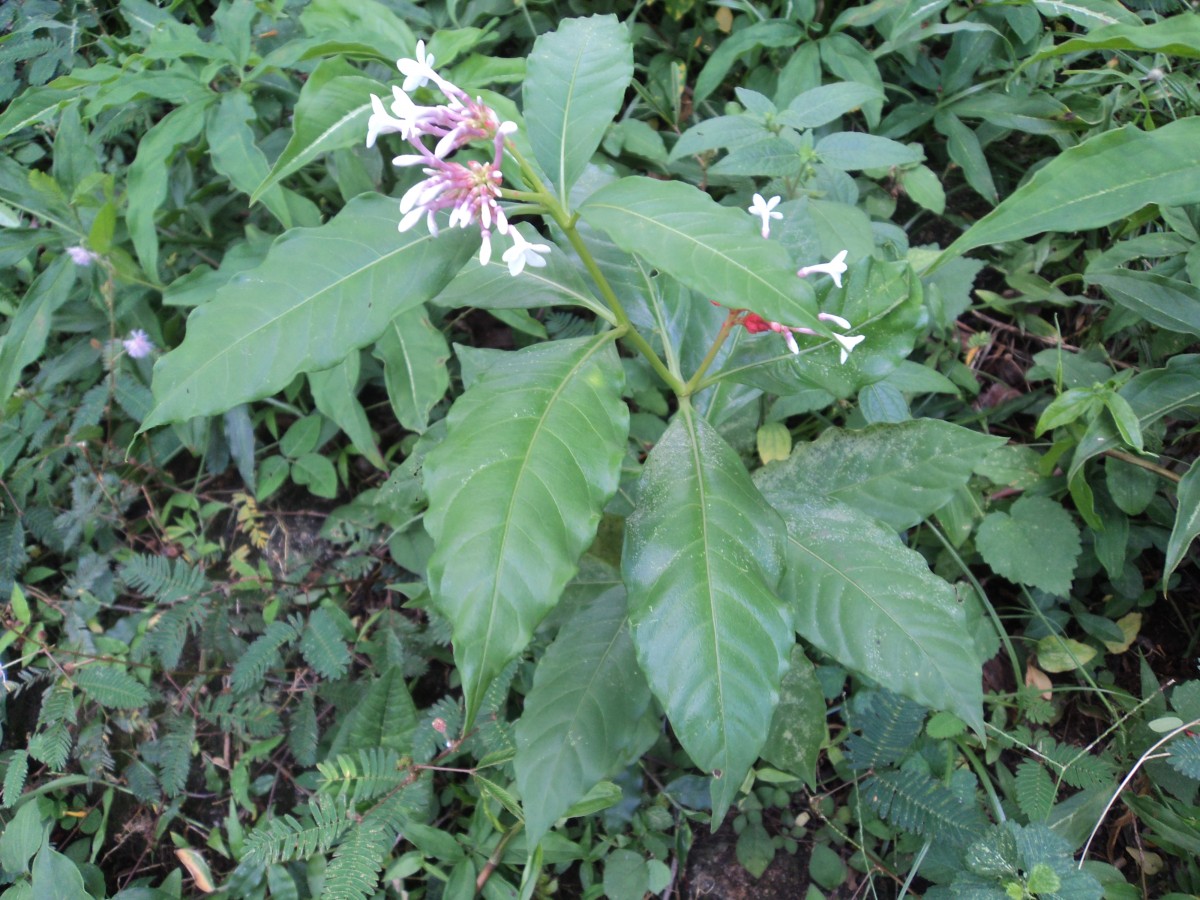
xmin=818 ymin=311 xmax=852 ymax=330
xmin=366 ymin=94 xmax=408 ymax=148
xmin=747 ymin=193 xmax=782 ymax=238
xmin=122 ymin=329 xmax=154 ymax=359
xmin=502 ymin=229 xmax=552 ymax=276
xmin=398 ymin=40 xmax=445 ymax=94
xmin=797 ymin=249 xmax=849 ymax=288
xmin=833 ymin=332 xmax=865 ymax=364
xmin=67 ymin=245 xmax=99 ymax=267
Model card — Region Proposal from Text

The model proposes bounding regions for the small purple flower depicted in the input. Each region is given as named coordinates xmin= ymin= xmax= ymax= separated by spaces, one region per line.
xmin=122 ymin=329 xmax=154 ymax=359
xmin=67 ymin=245 xmax=100 ymax=267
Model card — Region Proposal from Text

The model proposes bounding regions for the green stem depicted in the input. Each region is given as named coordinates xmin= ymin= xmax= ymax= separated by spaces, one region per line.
xmin=680 ymin=309 xmax=740 ymax=397
xmin=504 ymin=141 xmax=683 ymax=394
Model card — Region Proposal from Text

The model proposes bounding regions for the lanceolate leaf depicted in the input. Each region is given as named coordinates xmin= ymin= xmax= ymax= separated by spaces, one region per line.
xmin=623 ymin=407 xmax=792 ymax=821
xmin=523 ymin=15 xmax=633 ymax=204
xmin=515 ymin=576 xmax=656 ymax=846
xmin=1164 ymin=461 xmax=1200 ymax=591
xmin=756 ymin=492 xmax=984 ymax=733
xmin=144 ymin=194 xmax=476 ymax=428
xmin=580 ymin=177 xmax=822 ymax=330
xmin=754 ymin=420 xmax=1005 ymax=531
xmin=423 ymin=335 xmax=628 ymax=726
xmin=308 ymin=352 xmax=385 ymax=469
xmin=1030 ymin=12 xmax=1200 ymax=62
xmin=373 ymin=306 xmax=450 ymax=434
xmin=929 ymin=118 xmax=1200 ymax=272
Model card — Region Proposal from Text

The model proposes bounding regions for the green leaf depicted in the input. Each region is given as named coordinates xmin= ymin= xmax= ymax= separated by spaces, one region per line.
xmin=760 ymin=646 xmax=826 ymax=787
xmin=900 ymin=164 xmax=945 ymax=215
xmin=31 ymin=844 xmax=90 ymax=900
xmin=423 ymin=335 xmax=628 ymax=726
xmin=1164 ymin=461 xmax=1200 ymax=590
xmin=1032 ymin=0 xmax=1141 ymax=30
xmin=815 ymin=132 xmax=923 ymax=171
xmin=126 ymin=100 xmax=211 ymax=280
xmin=291 ymin=453 xmax=338 ymax=499
xmin=754 ymin=420 xmax=1004 ymax=531
xmin=308 ymin=353 xmax=385 ymax=469
xmin=327 ymin=665 xmax=418 ymax=757
xmin=73 ymin=665 xmax=151 ymax=709
xmin=1015 ymin=760 xmax=1056 ymax=822
xmin=0 ymin=799 xmax=48 ymax=872
xmin=580 ymin=176 xmax=821 ymax=330
xmin=623 ymin=408 xmax=792 ymax=821
xmin=976 ymin=496 xmax=1082 ymax=596
xmin=144 ymin=194 xmax=476 ymax=428
xmin=523 ymin=15 xmax=633 ymax=204
xmin=693 ymin=20 xmax=802 ymax=106
xmin=374 ymin=306 xmax=450 ymax=434
xmin=930 ymin=119 xmax=1200 ymax=272
xmin=779 ymin=82 xmax=883 ymax=129
xmin=514 ymin=578 xmax=655 ymax=846
xmin=736 ymin=822 xmax=776 ymax=879
xmin=1036 ymin=635 xmax=1097 ymax=673
xmin=1030 ymin=12 xmax=1200 ymax=62
xmin=301 ymin=607 xmax=352 ymax=681
xmin=935 ymin=112 xmax=997 ymax=204
xmin=1086 ymin=269 xmax=1200 ymax=338
xmin=0 ymin=85 xmax=75 ymax=141
xmin=758 ymin=491 xmax=984 ymax=734
xmin=0 ymin=255 xmax=75 ymax=406
xmin=252 ymin=60 xmax=379 ymax=205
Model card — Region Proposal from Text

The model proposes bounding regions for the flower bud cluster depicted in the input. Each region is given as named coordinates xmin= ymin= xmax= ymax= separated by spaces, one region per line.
xmin=367 ymin=42 xmax=518 ymax=265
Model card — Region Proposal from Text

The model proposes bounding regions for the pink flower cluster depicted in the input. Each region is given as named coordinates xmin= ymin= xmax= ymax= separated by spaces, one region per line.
xmin=367 ymin=42 xmax=517 ymax=265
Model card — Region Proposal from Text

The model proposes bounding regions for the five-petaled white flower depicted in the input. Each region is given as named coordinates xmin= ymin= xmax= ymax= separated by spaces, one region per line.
xmin=122 ymin=329 xmax=154 ymax=359
xmin=502 ymin=229 xmax=552 ymax=276
xmin=747 ymin=193 xmax=782 ymax=238
xmin=797 ymin=249 xmax=849 ymax=288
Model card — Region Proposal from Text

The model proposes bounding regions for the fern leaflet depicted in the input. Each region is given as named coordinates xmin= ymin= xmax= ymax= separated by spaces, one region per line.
xmin=1014 ymin=760 xmax=1055 ymax=822
xmin=120 ymin=554 xmax=208 ymax=604
xmin=231 ymin=616 xmax=304 ymax=694
xmin=318 ymin=748 xmax=406 ymax=804
xmin=862 ymin=768 xmax=985 ymax=846
xmin=1167 ymin=734 xmax=1200 ymax=780
xmin=846 ymin=691 xmax=926 ymax=771
xmin=243 ymin=794 xmax=351 ymax=867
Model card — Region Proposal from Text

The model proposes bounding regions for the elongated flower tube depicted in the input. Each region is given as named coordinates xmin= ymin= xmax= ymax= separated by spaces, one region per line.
xmin=747 ymin=193 xmax=782 ymax=238
xmin=797 ymin=249 xmax=849 ymax=288
xmin=720 ymin=305 xmax=864 ymax=364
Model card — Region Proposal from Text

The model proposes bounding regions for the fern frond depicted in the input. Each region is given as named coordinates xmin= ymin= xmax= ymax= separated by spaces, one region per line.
xmin=317 ymin=748 xmax=405 ymax=804
xmin=322 ymin=792 xmax=410 ymax=900
xmin=73 ymin=665 xmax=151 ymax=709
xmin=3 ymin=750 xmax=28 ymax=807
xmin=120 ymin=554 xmax=208 ymax=604
xmin=243 ymin=794 xmax=351 ymax=867
xmin=1167 ymin=734 xmax=1200 ymax=781
xmin=413 ymin=696 xmax=463 ymax=763
xmin=0 ymin=514 xmax=29 ymax=585
xmin=145 ymin=597 xmax=211 ymax=669
xmin=158 ymin=718 xmax=195 ymax=797
xmin=289 ymin=693 xmax=319 ymax=767
xmin=38 ymin=683 xmax=77 ymax=727
xmin=125 ymin=759 xmax=161 ymax=802
xmin=230 ymin=616 xmax=304 ymax=694
xmin=862 ymin=768 xmax=985 ymax=846
xmin=545 ymin=311 xmax=591 ymax=339
xmin=1037 ymin=738 xmax=1115 ymax=789
xmin=846 ymin=691 xmax=927 ymax=771
xmin=28 ymin=723 xmax=72 ymax=770
xmin=1014 ymin=760 xmax=1055 ymax=822
xmin=301 ymin=607 xmax=351 ymax=681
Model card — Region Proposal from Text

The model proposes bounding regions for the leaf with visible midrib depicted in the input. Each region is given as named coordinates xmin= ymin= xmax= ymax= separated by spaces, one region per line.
xmin=929 ymin=118 xmax=1200 ymax=273
xmin=144 ymin=194 xmax=476 ymax=428
xmin=623 ymin=407 xmax=793 ymax=821
xmin=423 ymin=335 xmax=628 ymax=727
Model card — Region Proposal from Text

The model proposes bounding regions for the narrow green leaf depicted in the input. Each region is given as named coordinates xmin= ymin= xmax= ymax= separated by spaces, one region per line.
xmin=0 ymin=85 xmax=75 ymax=141
xmin=374 ymin=306 xmax=450 ymax=434
xmin=309 ymin=353 xmax=385 ymax=469
xmin=935 ymin=112 xmax=997 ymax=204
xmin=930 ymin=119 xmax=1200 ymax=272
xmin=779 ymin=82 xmax=882 ymax=130
xmin=1032 ymin=9 xmax=1195 ymax=61
xmin=514 ymin=578 xmax=655 ymax=846
xmin=144 ymin=194 xmax=476 ymax=428
xmin=754 ymin=420 xmax=1005 ymax=531
xmin=126 ymin=101 xmax=210 ymax=280
xmin=0 ymin=255 xmax=75 ymax=406
xmin=1087 ymin=269 xmax=1200 ymax=338
xmin=1032 ymin=0 xmax=1141 ymax=30
xmin=758 ymin=492 xmax=984 ymax=734
xmin=624 ymin=408 xmax=792 ymax=821
xmin=1164 ymin=461 xmax=1200 ymax=590
xmin=523 ymin=15 xmax=633 ymax=204
xmin=580 ymin=176 xmax=821 ymax=330
xmin=693 ymin=21 xmax=802 ymax=106
xmin=815 ymin=132 xmax=923 ymax=171
xmin=423 ymin=336 xmax=628 ymax=726
xmin=252 ymin=61 xmax=379 ymax=204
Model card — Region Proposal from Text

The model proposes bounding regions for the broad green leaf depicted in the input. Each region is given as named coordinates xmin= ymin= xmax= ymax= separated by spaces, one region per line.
xmin=31 ymin=845 xmax=91 ymax=900
xmin=976 ymin=496 xmax=1082 ymax=596
xmin=73 ymin=665 xmax=151 ymax=709
xmin=754 ymin=420 xmax=1004 ymax=531
xmin=291 ymin=453 xmax=338 ymax=499
xmin=308 ymin=353 xmax=385 ymax=469
xmin=297 ymin=0 xmax=416 ymax=63
xmin=758 ymin=489 xmax=984 ymax=733
xmin=252 ymin=61 xmax=379 ymax=205
xmin=514 ymin=578 xmax=655 ymax=846
xmin=1032 ymin=10 xmax=1196 ymax=62
xmin=581 ymin=177 xmax=821 ymax=330
xmin=1086 ymin=269 xmax=1200 ymax=338
xmin=1032 ymin=0 xmax=1140 ymax=30
xmin=778 ymin=82 xmax=882 ymax=130
xmin=760 ymin=646 xmax=826 ymax=787
xmin=523 ymin=15 xmax=633 ymax=204
xmin=1035 ymin=635 xmax=1097 ymax=673
xmin=1164 ymin=461 xmax=1200 ymax=590
xmin=900 ymin=164 xmax=945 ymax=215
xmin=946 ymin=92 xmax=1076 ymax=136
xmin=693 ymin=21 xmax=802 ymax=106
xmin=0 ymin=85 xmax=75 ymax=141
xmin=930 ymin=119 xmax=1200 ymax=272
xmin=144 ymin=194 xmax=476 ymax=429
xmin=374 ymin=306 xmax=450 ymax=434
xmin=709 ymin=137 xmax=805 ymax=178
xmin=126 ymin=101 xmax=211 ymax=281
xmin=0 ymin=256 xmax=75 ymax=408
xmin=423 ymin=335 xmax=628 ymax=726
xmin=668 ymin=115 xmax=769 ymax=162
xmin=819 ymin=35 xmax=885 ymax=127
xmin=815 ymin=132 xmax=923 ymax=171
xmin=623 ymin=408 xmax=792 ymax=820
